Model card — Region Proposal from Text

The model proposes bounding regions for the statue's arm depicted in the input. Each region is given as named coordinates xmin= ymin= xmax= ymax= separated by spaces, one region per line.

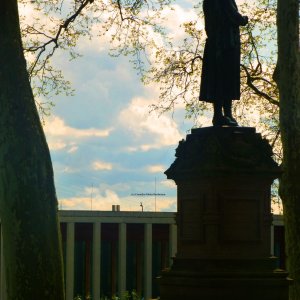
xmin=220 ymin=0 xmax=248 ymax=26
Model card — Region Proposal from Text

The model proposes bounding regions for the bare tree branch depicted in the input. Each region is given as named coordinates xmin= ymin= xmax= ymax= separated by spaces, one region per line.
xmin=241 ymin=64 xmax=279 ymax=106
xmin=25 ymin=0 xmax=94 ymax=77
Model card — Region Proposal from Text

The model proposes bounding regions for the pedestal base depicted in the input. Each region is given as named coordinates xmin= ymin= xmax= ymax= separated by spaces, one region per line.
xmin=159 ymin=258 xmax=290 ymax=300
xmin=161 ymin=127 xmax=291 ymax=299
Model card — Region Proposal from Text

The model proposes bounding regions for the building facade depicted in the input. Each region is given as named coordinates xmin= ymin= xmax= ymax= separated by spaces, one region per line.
xmin=60 ymin=210 xmax=177 ymax=300
xmin=0 ymin=210 xmax=286 ymax=300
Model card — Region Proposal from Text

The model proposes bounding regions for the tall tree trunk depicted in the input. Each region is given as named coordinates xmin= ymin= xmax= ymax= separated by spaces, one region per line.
xmin=0 ymin=1 xmax=65 ymax=299
xmin=276 ymin=0 xmax=300 ymax=299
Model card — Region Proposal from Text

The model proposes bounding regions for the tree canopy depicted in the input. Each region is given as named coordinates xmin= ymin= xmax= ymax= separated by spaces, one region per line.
xmin=20 ymin=0 xmax=281 ymax=156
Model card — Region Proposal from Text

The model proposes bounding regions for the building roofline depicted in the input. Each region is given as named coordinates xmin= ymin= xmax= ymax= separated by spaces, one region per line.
xmin=58 ymin=210 xmax=177 ymax=224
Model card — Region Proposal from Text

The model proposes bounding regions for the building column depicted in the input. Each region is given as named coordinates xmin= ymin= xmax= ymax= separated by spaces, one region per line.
xmin=270 ymin=222 xmax=274 ymax=256
xmin=118 ymin=223 xmax=126 ymax=298
xmin=0 ymin=230 xmax=6 ymax=300
xmin=93 ymin=222 xmax=101 ymax=300
xmin=144 ymin=223 xmax=152 ymax=300
xmin=66 ymin=222 xmax=75 ymax=300
xmin=169 ymin=224 xmax=177 ymax=267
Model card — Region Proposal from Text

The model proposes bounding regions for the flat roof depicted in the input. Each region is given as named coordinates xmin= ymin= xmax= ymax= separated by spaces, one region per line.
xmin=58 ymin=210 xmax=176 ymax=224
xmin=58 ymin=210 xmax=284 ymax=225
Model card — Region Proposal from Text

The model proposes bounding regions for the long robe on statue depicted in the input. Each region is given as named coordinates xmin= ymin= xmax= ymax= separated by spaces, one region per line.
xmin=199 ymin=0 xmax=247 ymax=103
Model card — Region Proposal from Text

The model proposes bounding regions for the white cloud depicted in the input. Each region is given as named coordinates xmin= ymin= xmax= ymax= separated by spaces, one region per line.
xmin=59 ymin=193 xmax=176 ymax=212
xmin=67 ymin=145 xmax=79 ymax=153
xmin=48 ymin=140 xmax=67 ymax=151
xmin=161 ymin=4 xmax=202 ymax=41
xmin=45 ymin=116 xmax=112 ymax=138
xmin=84 ymin=183 xmax=131 ymax=196
xmin=146 ymin=164 xmax=166 ymax=173
xmin=161 ymin=179 xmax=176 ymax=189
xmin=140 ymin=144 xmax=155 ymax=151
xmin=123 ymin=146 xmax=139 ymax=152
xmin=62 ymin=166 xmax=78 ymax=173
xmin=77 ymin=24 xmax=109 ymax=54
xmin=60 ymin=189 xmax=120 ymax=210
xmin=92 ymin=160 xmax=113 ymax=171
xmin=59 ymin=181 xmax=176 ymax=212
xmin=143 ymin=196 xmax=176 ymax=212
xmin=119 ymin=97 xmax=183 ymax=150
xmin=44 ymin=115 xmax=113 ymax=152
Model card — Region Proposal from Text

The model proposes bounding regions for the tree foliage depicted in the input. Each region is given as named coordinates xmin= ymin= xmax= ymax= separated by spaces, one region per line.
xmin=18 ymin=0 xmax=170 ymax=115
xmin=19 ymin=0 xmax=284 ymax=214
xmin=19 ymin=0 xmax=282 ymax=160
xmin=143 ymin=0 xmax=281 ymax=156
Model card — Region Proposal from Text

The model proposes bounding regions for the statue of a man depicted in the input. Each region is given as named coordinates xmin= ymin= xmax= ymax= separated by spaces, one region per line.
xmin=199 ymin=0 xmax=248 ymax=126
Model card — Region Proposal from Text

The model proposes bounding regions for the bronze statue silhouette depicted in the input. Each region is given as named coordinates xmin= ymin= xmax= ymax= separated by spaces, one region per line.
xmin=199 ymin=0 xmax=248 ymax=126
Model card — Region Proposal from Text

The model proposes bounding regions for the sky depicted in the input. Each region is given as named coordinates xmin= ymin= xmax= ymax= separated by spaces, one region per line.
xmin=20 ymin=0 xmax=268 ymax=213
xmin=34 ymin=0 xmax=203 ymax=212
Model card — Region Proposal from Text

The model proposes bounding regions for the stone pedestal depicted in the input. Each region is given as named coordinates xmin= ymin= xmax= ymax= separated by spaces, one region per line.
xmin=159 ymin=127 xmax=290 ymax=300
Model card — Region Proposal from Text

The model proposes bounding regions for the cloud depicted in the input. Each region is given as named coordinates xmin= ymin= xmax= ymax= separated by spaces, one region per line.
xmin=45 ymin=116 xmax=112 ymax=138
xmin=161 ymin=4 xmax=202 ymax=41
xmin=62 ymin=166 xmax=79 ymax=173
xmin=44 ymin=115 xmax=113 ymax=152
xmin=60 ymin=189 xmax=120 ymax=210
xmin=76 ymin=24 xmax=110 ymax=54
xmin=67 ymin=145 xmax=79 ymax=153
xmin=49 ymin=140 xmax=67 ymax=151
xmin=92 ymin=160 xmax=113 ymax=171
xmin=58 ymin=181 xmax=176 ymax=212
xmin=59 ymin=193 xmax=176 ymax=212
xmin=161 ymin=180 xmax=176 ymax=189
xmin=119 ymin=97 xmax=183 ymax=150
xmin=146 ymin=164 xmax=166 ymax=173
xmin=22 ymin=1 xmax=196 ymax=214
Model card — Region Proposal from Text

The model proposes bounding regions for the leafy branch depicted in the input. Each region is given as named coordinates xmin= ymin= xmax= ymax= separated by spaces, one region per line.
xmin=24 ymin=0 xmax=95 ymax=78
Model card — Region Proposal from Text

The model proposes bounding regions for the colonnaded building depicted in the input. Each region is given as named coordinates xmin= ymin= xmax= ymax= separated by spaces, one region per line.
xmin=0 ymin=209 xmax=285 ymax=300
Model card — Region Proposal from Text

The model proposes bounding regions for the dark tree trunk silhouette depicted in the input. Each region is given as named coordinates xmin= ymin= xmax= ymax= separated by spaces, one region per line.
xmin=276 ymin=0 xmax=300 ymax=299
xmin=0 ymin=1 xmax=65 ymax=299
